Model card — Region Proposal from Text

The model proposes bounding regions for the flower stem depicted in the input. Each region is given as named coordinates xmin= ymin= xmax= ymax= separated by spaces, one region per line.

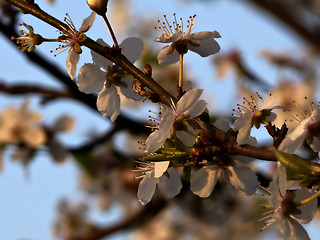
xmin=177 ymin=53 xmax=184 ymax=99
xmin=297 ymin=190 xmax=320 ymax=206
xmin=179 ymin=53 xmax=184 ymax=88
xmin=102 ymin=14 xmax=119 ymax=47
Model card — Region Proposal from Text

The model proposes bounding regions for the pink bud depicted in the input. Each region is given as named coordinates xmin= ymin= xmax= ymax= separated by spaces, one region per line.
xmin=87 ymin=0 xmax=108 ymax=15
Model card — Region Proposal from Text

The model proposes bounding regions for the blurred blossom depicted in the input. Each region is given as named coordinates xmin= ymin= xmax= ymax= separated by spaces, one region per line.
xmin=214 ymin=50 xmax=241 ymax=79
xmin=267 ymin=80 xmax=315 ymax=129
xmin=53 ymin=115 xmax=75 ymax=132
xmin=0 ymin=99 xmax=46 ymax=147
xmin=54 ymin=200 xmax=91 ymax=239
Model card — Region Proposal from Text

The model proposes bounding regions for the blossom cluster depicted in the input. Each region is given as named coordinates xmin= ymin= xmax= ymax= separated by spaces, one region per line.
xmin=8 ymin=2 xmax=320 ymax=239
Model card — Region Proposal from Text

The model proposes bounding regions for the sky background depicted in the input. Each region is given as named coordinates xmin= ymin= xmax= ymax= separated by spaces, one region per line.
xmin=0 ymin=0 xmax=319 ymax=239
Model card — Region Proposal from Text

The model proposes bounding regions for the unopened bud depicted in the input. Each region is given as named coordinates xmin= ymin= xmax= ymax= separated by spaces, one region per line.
xmin=87 ymin=0 xmax=108 ymax=15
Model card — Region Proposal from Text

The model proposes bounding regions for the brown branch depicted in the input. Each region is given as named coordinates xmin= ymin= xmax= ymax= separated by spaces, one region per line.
xmin=0 ymin=82 xmax=73 ymax=98
xmin=67 ymin=198 xmax=167 ymax=240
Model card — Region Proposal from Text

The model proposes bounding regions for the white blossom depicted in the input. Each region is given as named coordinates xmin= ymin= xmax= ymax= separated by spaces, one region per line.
xmin=136 ymin=161 xmax=182 ymax=205
xmin=53 ymin=12 xmax=96 ymax=79
xmin=155 ymin=14 xmax=220 ymax=65
xmin=279 ymin=105 xmax=320 ymax=154
xmin=77 ymin=37 xmax=144 ymax=121
xmin=233 ymin=93 xmax=285 ymax=145
xmin=145 ymin=88 xmax=207 ymax=153
xmin=260 ymin=165 xmax=317 ymax=240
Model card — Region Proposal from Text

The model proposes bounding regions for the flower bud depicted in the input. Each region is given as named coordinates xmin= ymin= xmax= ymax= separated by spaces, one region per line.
xmin=87 ymin=0 xmax=108 ymax=15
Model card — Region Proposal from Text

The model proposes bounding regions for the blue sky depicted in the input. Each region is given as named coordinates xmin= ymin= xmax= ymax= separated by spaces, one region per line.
xmin=0 ymin=0 xmax=317 ymax=239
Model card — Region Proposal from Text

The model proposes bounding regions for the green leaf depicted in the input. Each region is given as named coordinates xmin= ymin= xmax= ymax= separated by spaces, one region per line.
xmin=274 ymin=150 xmax=313 ymax=179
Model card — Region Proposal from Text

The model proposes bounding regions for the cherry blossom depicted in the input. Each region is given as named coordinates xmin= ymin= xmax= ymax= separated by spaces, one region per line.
xmin=77 ymin=37 xmax=144 ymax=121
xmin=145 ymin=88 xmax=207 ymax=153
xmin=0 ymin=99 xmax=46 ymax=148
xmin=136 ymin=161 xmax=182 ymax=205
xmin=155 ymin=14 xmax=221 ymax=65
xmin=279 ymin=104 xmax=320 ymax=154
xmin=11 ymin=22 xmax=44 ymax=52
xmin=260 ymin=165 xmax=317 ymax=240
xmin=233 ymin=93 xmax=285 ymax=145
xmin=52 ymin=12 xmax=96 ymax=79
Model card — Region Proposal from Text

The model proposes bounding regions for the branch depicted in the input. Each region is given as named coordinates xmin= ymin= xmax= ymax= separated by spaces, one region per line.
xmin=67 ymin=198 xmax=167 ymax=240
xmin=4 ymin=0 xmax=176 ymax=106
xmin=0 ymin=82 xmax=73 ymax=98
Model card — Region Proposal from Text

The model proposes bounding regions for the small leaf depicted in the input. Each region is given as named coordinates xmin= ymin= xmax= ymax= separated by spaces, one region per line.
xmin=275 ymin=150 xmax=313 ymax=180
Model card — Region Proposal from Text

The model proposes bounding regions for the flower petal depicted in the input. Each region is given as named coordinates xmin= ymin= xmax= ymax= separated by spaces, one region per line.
xmin=79 ymin=12 xmax=96 ymax=32
xmin=183 ymin=100 xmax=207 ymax=118
xmin=120 ymin=37 xmax=144 ymax=63
xmin=137 ymin=171 xmax=157 ymax=206
xmin=157 ymin=45 xmax=179 ymax=65
xmin=294 ymin=188 xmax=317 ymax=224
xmin=188 ymin=31 xmax=221 ymax=40
xmin=176 ymin=88 xmax=203 ymax=115
xmin=228 ymin=165 xmax=258 ymax=195
xmin=97 ymin=86 xmax=120 ymax=121
xmin=188 ymin=38 xmax=220 ymax=57
xmin=190 ymin=166 xmax=218 ymax=197
xmin=158 ymin=167 xmax=182 ymax=198
xmin=77 ymin=63 xmax=105 ymax=93
xmin=66 ymin=48 xmax=80 ymax=79
xmin=91 ymin=39 xmax=113 ymax=69
xmin=154 ymin=161 xmax=170 ymax=178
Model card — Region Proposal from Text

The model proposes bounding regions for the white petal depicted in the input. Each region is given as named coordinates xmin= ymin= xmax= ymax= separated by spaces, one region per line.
xmin=176 ymin=88 xmax=203 ymax=115
xmin=155 ymin=32 xmax=183 ymax=43
xmin=228 ymin=165 xmax=258 ymax=195
xmin=213 ymin=118 xmax=230 ymax=132
xmin=190 ymin=166 xmax=218 ymax=198
xmin=91 ymin=38 xmax=113 ymax=69
xmin=66 ymin=48 xmax=80 ymax=80
xmin=157 ymin=45 xmax=179 ymax=65
xmin=120 ymin=37 xmax=144 ymax=63
xmin=188 ymin=31 xmax=221 ymax=40
xmin=188 ymin=38 xmax=220 ymax=57
xmin=183 ymin=100 xmax=207 ymax=119
xmin=310 ymin=137 xmax=320 ymax=152
xmin=137 ymin=171 xmax=157 ymax=206
xmin=97 ymin=86 xmax=120 ymax=121
xmin=294 ymin=188 xmax=317 ymax=224
xmin=154 ymin=161 xmax=170 ymax=178
xmin=278 ymin=123 xmax=308 ymax=153
xmin=176 ymin=130 xmax=196 ymax=147
xmin=77 ymin=63 xmax=105 ymax=93
xmin=158 ymin=167 xmax=182 ymax=198
xmin=145 ymin=107 xmax=175 ymax=153
xmin=236 ymin=122 xmax=252 ymax=145
xmin=79 ymin=12 xmax=96 ymax=32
